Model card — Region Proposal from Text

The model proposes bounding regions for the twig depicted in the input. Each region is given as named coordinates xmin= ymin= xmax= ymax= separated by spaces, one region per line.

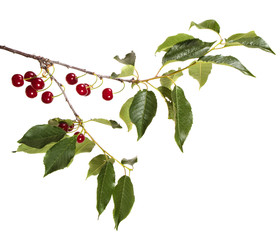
xmin=0 ymin=45 xmax=135 ymax=83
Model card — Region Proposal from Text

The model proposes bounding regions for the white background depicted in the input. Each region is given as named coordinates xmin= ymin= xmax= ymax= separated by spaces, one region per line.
xmin=0 ymin=0 xmax=279 ymax=239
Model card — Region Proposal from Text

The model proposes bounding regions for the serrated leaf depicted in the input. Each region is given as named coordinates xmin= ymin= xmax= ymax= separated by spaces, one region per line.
xmin=172 ymin=86 xmax=193 ymax=152
xmin=75 ymin=137 xmax=95 ymax=154
xmin=97 ymin=162 xmax=115 ymax=217
xmin=113 ymin=176 xmax=135 ymax=230
xmin=18 ymin=124 xmax=66 ymax=149
xmin=114 ymin=51 xmax=136 ymax=66
xmin=189 ymin=19 xmax=220 ymax=34
xmin=156 ymin=33 xmax=194 ymax=53
xmin=91 ymin=118 xmax=122 ymax=129
xmin=119 ymin=97 xmax=134 ymax=132
xmin=160 ymin=69 xmax=183 ymax=89
xmin=199 ymin=55 xmax=255 ymax=77
xmin=225 ymin=31 xmax=275 ymax=54
xmin=121 ymin=157 xmax=138 ymax=167
xmin=158 ymin=86 xmax=174 ymax=120
xmin=129 ymin=90 xmax=157 ymax=140
xmin=87 ymin=154 xmax=107 ymax=178
xmin=43 ymin=136 xmax=77 ymax=177
xmin=162 ymin=39 xmax=215 ymax=65
xmin=188 ymin=61 xmax=212 ymax=88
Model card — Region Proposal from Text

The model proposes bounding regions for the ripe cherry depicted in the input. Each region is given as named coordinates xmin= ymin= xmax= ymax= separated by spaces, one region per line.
xmin=74 ymin=132 xmax=85 ymax=143
xmin=31 ymin=78 xmax=45 ymax=90
xmin=58 ymin=122 xmax=69 ymax=131
xmin=102 ymin=88 xmax=113 ymax=101
xmin=41 ymin=91 xmax=53 ymax=104
xmin=25 ymin=85 xmax=37 ymax=98
xmin=76 ymin=83 xmax=87 ymax=96
xmin=66 ymin=73 xmax=78 ymax=85
xmin=24 ymin=71 xmax=36 ymax=82
xmin=85 ymin=83 xmax=91 ymax=96
xmin=12 ymin=74 xmax=24 ymax=87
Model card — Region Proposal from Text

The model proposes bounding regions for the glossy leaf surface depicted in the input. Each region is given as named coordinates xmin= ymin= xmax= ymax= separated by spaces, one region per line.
xmin=162 ymin=39 xmax=215 ymax=65
xmin=129 ymin=90 xmax=157 ymax=140
xmin=172 ymin=86 xmax=193 ymax=152
xmin=113 ymin=176 xmax=135 ymax=230
xmin=18 ymin=124 xmax=66 ymax=149
xmin=199 ymin=55 xmax=255 ymax=77
xmin=43 ymin=136 xmax=77 ymax=177
xmin=97 ymin=162 xmax=115 ymax=217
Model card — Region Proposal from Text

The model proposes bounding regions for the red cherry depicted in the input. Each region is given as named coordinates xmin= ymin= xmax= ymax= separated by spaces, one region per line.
xmin=85 ymin=83 xmax=91 ymax=96
xmin=58 ymin=122 xmax=69 ymax=131
xmin=31 ymin=78 xmax=45 ymax=90
xmin=66 ymin=73 xmax=78 ymax=85
xmin=76 ymin=83 xmax=87 ymax=96
xmin=41 ymin=91 xmax=53 ymax=104
xmin=102 ymin=88 xmax=113 ymax=101
xmin=24 ymin=71 xmax=36 ymax=82
xmin=12 ymin=74 xmax=24 ymax=87
xmin=76 ymin=133 xmax=85 ymax=143
xmin=25 ymin=85 xmax=37 ymax=98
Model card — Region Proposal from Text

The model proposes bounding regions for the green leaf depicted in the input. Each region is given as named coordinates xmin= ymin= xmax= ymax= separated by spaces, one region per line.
xmin=119 ymin=97 xmax=134 ymax=132
xmin=160 ymin=69 xmax=183 ymax=89
xmin=199 ymin=55 xmax=255 ymax=77
xmin=114 ymin=51 xmax=136 ymax=66
xmin=172 ymin=86 xmax=193 ymax=152
xmin=91 ymin=118 xmax=122 ymax=129
xmin=118 ymin=65 xmax=135 ymax=77
xmin=156 ymin=33 xmax=194 ymax=53
xmin=111 ymin=65 xmax=135 ymax=78
xmin=15 ymin=142 xmax=58 ymax=154
xmin=158 ymin=86 xmax=174 ymax=120
xmin=87 ymin=154 xmax=107 ymax=178
xmin=75 ymin=137 xmax=95 ymax=155
xmin=188 ymin=61 xmax=212 ymax=88
xmin=97 ymin=162 xmax=115 ymax=217
xmin=189 ymin=19 xmax=220 ymax=34
xmin=121 ymin=157 xmax=138 ymax=167
xmin=225 ymin=31 xmax=275 ymax=54
xmin=18 ymin=124 xmax=66 ymax=149
xmin=162 ymin=39 xmax=215 ymax=65
xmin=43 ymin=136 xmax=77 ymax=177
xmin=129 ymin=90 xmax=157 ymax=140
xmin=113 ymin=176 xmax=135 ymax=230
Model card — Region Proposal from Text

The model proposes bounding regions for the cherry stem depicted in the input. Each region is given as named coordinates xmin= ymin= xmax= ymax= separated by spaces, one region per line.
xmin=113 ymin=81 xmax=125 ymax=94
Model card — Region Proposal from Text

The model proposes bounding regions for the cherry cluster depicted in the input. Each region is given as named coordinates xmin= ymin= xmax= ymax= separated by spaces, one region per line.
xmin=66 ymin=73 xmax=113 ymax=101
xmin=11 ymin=71 xmax=54 ymax=104
xmin=57 ymin=121 xmax=85 ymax=143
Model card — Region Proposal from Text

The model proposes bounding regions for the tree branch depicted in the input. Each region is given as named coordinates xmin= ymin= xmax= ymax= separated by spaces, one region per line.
xmin=0 ymin=45 xmax=135 ymax=83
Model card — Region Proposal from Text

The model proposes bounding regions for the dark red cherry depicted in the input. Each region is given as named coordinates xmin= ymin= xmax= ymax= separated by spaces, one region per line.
xmin=67 ymin=124 xmax=74 ymax=132
xmin=75 ymin=132 xmax=85 ymax=143
xmin=76 ymin=83 xmax=87 ymax=96
xmin=41 ymin=91 xmax=53 ymax=104
xmin=25 ymin=85 xmax=37 ymax=98
xmin=58 ymin=122 xmax=69 ymax=131
xmin=66 ymin=73 xmax=78 ymax=85
xmin=24 ymin=71 xmax=36 ymax=82
xmin=31 ymin=78 xmax=45 ymax=90
xmin=102 ymin=88 xmax=113 ymax=101
xmin=12 ymin=74 xmax=24 ymax=87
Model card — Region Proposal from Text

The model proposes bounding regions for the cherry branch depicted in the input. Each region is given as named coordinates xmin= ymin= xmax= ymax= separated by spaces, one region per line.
xmin=0 ymin=45 xmax=135 ymax=83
